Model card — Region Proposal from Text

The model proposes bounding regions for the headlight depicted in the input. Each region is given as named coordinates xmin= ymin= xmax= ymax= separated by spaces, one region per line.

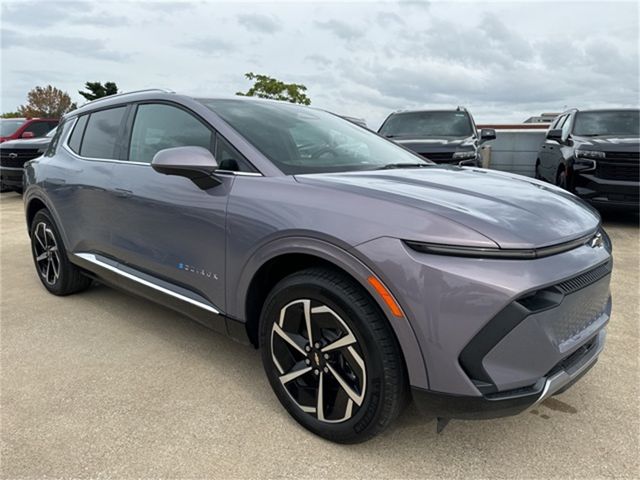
xmin=576 ymin=150 xmax=605 ymax=159
xmin=452 ymin=151 xmax=476 ymax=160
xmin=404 ymin=232 xmax=596 ymax=259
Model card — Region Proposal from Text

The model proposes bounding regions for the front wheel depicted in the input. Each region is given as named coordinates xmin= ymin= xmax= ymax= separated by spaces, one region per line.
xmin=260 ymin=268 xmax=407 ymax=443
xmin=556 ymin=167 xmax=569 ymax=190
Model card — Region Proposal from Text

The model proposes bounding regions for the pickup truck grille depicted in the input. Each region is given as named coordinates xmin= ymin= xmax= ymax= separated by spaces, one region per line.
xmin=0 ymin=149 xmax=42 ymax=168
xmin=419 ymin=152 xmax=455 ymax=163
xmin=596 ymin=152 xmax=640 ymax=181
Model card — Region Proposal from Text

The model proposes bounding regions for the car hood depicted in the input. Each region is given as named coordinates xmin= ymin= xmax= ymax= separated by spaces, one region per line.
xmin=573 ymin=135 xmax=640 ymax=151
xmin=295 ymin=167 xmax=600 ymax=249
xmin=0 ymin=137 xmax=52 ymax=149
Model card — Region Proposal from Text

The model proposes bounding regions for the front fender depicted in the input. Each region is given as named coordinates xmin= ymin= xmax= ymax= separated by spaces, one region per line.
xmin=229 ymin=235 xmax=430 ymax=390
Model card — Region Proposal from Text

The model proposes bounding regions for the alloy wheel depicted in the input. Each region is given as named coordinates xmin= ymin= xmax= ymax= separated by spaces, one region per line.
xmin=33 ymin=222 xmax=61 ymax=285
xmin=270 ymin=299 xmax=367 ymax=423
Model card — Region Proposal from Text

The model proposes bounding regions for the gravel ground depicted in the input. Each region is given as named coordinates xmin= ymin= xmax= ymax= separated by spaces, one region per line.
xmin=1 ymin=191 xmax=638 ymax=479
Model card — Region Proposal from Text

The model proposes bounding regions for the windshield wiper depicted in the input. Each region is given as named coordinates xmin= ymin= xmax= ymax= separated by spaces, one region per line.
xmin=376 ymin=163 xmax=432 ymax=170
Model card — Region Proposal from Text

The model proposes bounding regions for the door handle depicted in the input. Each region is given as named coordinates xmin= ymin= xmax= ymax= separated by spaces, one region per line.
xmin=114 ymin=188 xmax=132 ymax=198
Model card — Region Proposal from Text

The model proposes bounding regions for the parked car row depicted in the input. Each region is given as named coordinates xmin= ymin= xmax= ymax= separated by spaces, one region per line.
xmin=22 ymin=89 xmax=615 ymax=442
xmin=2 ymin=107 xmax=638 ymax=211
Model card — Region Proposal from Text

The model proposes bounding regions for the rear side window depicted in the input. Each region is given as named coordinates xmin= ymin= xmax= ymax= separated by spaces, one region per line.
xmin=80 ymin=107 xmax=126 ymax=159
xmin=128 ymin=103 xmax=213 ymax=163
xmin=68 ymin=115 xmax=88 ymax=154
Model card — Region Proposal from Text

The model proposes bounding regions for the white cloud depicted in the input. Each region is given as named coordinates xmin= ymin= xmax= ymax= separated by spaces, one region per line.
xmin=0 ymin=0 xmax=637 ymax=128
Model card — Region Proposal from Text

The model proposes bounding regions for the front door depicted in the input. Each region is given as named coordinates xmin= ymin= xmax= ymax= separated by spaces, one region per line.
xmin=109 ymin=102 xmax=230 ymax=313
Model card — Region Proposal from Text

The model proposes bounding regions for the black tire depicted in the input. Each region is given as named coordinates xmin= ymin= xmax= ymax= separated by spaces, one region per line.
xmin=556 ymin=167 xmax=568 ymax=190
xmin=30 ymin=209 xmax=92 ymax=295
xmin=260 ymin=267 xmax=407 ymax=443
xmin=534 ymin=161 xmax=542 ymax=180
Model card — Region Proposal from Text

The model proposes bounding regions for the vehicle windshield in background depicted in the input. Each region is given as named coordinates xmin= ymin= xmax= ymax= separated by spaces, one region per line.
xmin=1 ymin=119 xmax=26 ymax=136
xmin=379 ymin=111 xmax=473 ymax=138
xmin=202 ymin=99 xmax=431 ymax=175
xmin=573 ymin=110 xmax=640 ymax=137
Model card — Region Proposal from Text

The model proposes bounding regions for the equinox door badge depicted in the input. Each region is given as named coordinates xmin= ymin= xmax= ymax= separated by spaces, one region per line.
xmin=177 ymin=262 xmax=218 ymax=280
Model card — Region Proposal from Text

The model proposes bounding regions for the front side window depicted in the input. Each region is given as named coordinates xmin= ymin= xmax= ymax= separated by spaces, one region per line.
xmin=201 ymin=99 xmax=430 ymax=175
xmin=128 ymin=103 xmax=214 ymax=163
xmin=379 ymin=111 xmax=473 ymax=138
xmin=80 ymin=107 xmax=126 ymax=159
xmin=573 ymin=110 xmax=640 ymax=137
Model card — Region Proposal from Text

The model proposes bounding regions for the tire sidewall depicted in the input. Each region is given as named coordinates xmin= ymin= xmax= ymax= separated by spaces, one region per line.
xmin=260 ymin=274 xmax=389 ymax=442
xmin=30 ymin=210 xmax=69 ymax=295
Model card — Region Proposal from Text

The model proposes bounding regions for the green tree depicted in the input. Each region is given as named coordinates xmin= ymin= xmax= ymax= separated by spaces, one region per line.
xmin=17 ymin=85 xmax=76 ymax=118
xmin=78 ymin=81 xmax=119 ymax=101
xmin=1 ymin=111 xmax=22 ymax=118
xmin=236 ymin=73 xmax=311 ymax=105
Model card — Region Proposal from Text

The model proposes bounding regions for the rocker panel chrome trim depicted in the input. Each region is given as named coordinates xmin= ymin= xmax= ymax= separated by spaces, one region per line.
xmin=74 ymin=252 xmax=220 ymax=314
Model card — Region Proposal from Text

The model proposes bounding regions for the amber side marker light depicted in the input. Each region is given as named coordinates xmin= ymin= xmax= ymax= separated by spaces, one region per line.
xmin=367 ymin=276 xmax=404 ymax=318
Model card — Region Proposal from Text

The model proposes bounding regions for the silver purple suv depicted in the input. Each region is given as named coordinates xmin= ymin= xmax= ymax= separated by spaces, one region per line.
xmin=24 ymin=90 xmax=613 ymax=443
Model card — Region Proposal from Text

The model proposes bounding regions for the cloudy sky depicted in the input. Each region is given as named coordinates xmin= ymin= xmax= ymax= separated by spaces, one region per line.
xmin=1 ymin=0 xmax=638 ymax=128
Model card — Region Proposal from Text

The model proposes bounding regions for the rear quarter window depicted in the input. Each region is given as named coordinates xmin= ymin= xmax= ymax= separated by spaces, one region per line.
xmin=68 ymin=115 xmax=88 ymax=154
xmin=80 ymin=107 xmax=126 ymax=159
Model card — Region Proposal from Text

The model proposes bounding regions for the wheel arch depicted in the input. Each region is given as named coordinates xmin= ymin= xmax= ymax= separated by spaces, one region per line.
xmin=234 ymin=237 xmax=430 ymax=389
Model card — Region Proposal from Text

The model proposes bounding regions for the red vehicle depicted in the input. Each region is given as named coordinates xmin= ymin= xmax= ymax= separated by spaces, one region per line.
xmin=0 ymin=118 xmax=59 ymax=143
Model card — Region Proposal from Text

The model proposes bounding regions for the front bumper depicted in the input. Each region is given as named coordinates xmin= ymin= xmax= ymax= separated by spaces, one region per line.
xmin=574 ymin=172 xmax=639 ymax=208
xmin=0 ymin=166 xmax=24 ymax=187
xmin=356 ymin=236 xmax=612 ymax=398
xmin=412 ymin=329 xmax=605 ymax=419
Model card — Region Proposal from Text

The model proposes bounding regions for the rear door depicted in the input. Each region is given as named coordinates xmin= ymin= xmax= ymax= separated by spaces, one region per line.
xmin=108 ymin=102 xmax=236 ymax=313
xmin=48 ymin=107 xmax=130 ymax=257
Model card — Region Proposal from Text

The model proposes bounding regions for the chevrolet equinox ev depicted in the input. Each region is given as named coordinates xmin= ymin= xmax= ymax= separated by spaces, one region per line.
xmin=24 ymin=90 xmax=613 ymax=443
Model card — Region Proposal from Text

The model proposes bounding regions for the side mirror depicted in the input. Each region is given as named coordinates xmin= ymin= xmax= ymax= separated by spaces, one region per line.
xmin=21 ymin=131 xmax=35 ymax=139
xmin=479 ymin=128 xmax=496 ymax=142
xmin=546 ymin=129 xmax=563 ymax=142
xmin=151 ymin=146 xmax=221 ymax=189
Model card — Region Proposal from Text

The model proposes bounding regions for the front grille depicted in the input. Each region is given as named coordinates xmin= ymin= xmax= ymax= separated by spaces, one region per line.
xmin=419 ymin=152 xmax=455 ymax=163
xmin=604 ymin=151 xmax=640 ymax=160
xmin=540 ymin=265 xmax=611 ymax=348
xmin=0 ymin=149 xmax=42 ymax=168
xmin=596 ymin=153 xmax=639 ymax=181
xmin=555 ymin=261 xmax=612 ymax=295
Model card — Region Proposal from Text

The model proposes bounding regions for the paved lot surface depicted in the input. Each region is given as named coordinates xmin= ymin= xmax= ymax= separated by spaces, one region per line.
xmin=1 ymin=191 xmax=639 ymax=479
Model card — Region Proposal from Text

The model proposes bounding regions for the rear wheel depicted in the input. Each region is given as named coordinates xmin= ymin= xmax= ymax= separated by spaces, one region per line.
xmin=260 ymin=268 xmax=407 ymax=443
xmin=30 ymin=210 xmax=92 ymax=295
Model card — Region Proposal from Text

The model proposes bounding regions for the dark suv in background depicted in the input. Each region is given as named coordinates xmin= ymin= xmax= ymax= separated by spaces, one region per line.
xmin=0 ymin=118 xmax=58 ymax=143
xmin=536 ymin=108 xmax=639 ymax=209
xmin=378 ymin=107 xmax=495 ymax=166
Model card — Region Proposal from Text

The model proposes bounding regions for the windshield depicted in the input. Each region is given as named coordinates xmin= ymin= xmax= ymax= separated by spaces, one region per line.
xmin=1 ymin=119 xmax=26 ymax=137
xmin=573 ymin=110 xmax=640 ymax=136
xmin=379 ymin=111 xmax=473 ymax=137
xmin=201 ymin=99 xmax=430 ymax=174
